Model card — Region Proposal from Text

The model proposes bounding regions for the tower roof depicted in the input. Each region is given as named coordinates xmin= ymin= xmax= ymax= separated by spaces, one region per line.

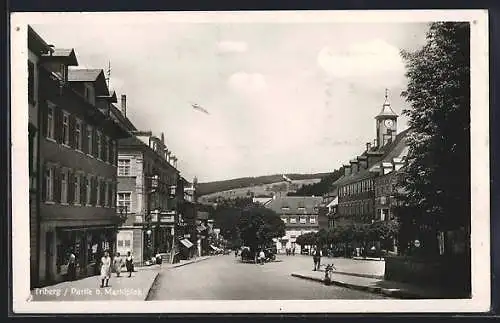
xmin=375 ymin=88 xmax=398 ymax=119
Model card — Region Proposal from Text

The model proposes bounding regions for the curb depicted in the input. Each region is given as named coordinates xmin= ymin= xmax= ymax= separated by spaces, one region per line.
xmin=170 ymin=256 xmax=211 ymax=268
xmin=290 ymin=273 xmax=424 ymax=299
xmin=144 ymin=272 xmax=160 ymax=301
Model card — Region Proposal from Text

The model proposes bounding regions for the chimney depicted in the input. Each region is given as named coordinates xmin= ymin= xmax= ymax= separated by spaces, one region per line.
xmin=344 ymin=165 xmax=351 ymax=176
xmin=121 ymin=94 xmax=127 ymax=116
xmin=366 ymin=142 xmax=372 ymax=152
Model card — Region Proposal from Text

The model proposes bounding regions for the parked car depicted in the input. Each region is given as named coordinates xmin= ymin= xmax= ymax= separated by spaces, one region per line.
xmin=240 ymin=247 xmax=255 ymax=263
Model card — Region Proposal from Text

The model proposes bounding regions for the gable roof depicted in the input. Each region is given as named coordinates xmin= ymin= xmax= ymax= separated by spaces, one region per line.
xmin=110 ymin=104 xmax=137 ymax=131
xmin=265 ymin=196 xmax=323 ymax=215
xmin=68 ymin=68 xmax=109 ymax=96
xmin=41 ymin=48 xmax=79 ymax=66
xmin=333 ymin=128 xmax=412 ymax=186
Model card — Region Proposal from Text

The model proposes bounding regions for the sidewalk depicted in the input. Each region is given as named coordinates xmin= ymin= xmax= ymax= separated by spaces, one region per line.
xmin=29 ymin=256 xmax=213 ymax=301
xmin=291 ymin=270 xmax=467 ymax=299
xmin=30 ymin=269 xmax=159 ymax=301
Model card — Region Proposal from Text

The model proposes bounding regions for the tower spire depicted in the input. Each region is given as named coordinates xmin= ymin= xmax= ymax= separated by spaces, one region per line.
xmin=384 ymin=88 xmax=389 ymax=105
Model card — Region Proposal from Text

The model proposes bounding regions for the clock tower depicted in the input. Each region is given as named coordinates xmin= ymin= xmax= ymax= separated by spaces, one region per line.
xmin=375 ymin=89 xmax=398 ymax=148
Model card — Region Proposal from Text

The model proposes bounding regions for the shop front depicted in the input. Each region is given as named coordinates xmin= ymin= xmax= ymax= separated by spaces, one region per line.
xmin=46 ymin=225 xmax=116 ymax=284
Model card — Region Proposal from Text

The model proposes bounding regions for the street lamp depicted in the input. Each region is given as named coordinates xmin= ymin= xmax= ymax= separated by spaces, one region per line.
xmin=145 ymin=174 xmax=159 ymax=262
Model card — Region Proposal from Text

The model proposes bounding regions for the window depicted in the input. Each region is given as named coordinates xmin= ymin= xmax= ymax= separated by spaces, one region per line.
xmin=96 ymin=179 xmax=101 ymax=206
xmin=61 ymin=169 xmax=68 ymax=204
xmin=299 ymin=217 xmax=306 ymax=224
xmin=117 ymin=192 xmax=131 ymax=211
xmin=28 ymin=61 xmax=35 ymax=104
xmin=104 ymin=136 xmax=109 ymax=162
xmin=118 ymin=159 xmax=131 ymax=176
xmin=281 ymin=217 xmax=287 ymax=223
xmin=85 ymin=176 xmax=91 ymax=205
xmin=45 ymin=166 xmax=54 ymax=202
xmin=111 ymin=184 xmax=116 ymax=208
xmin=108 ymin=140 xmax=114 ymax=165
xmin=96 ymin=131 xmax=102 ymax=160
xmin=74 ymin=174 xmax=81 ymax=205
xmin=87 ymin=126 xmax=93 ymax=155
xmin=84 ymin=85 xmax=95 ymax=105
xmin=104 ymin=182 xmax=109 ymax=207
xmin=47 ymin=104 xmax=55 ymax=140
xmin=62 ymin=112 xmax=70 ymax=145
xmin=289 ymin=217 xmax=297 ymax=224
xmin=310 ymin=217 xmax=316 ymax=224
xmin=281 ymin=206 xmax=290 ymax=211
xmin=75 ymin=119 xmax=82 ymax=151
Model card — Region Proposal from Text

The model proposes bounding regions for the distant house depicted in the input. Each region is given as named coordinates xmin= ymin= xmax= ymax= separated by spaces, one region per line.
xmin=265 ymin=196 xmax=323 ymax=253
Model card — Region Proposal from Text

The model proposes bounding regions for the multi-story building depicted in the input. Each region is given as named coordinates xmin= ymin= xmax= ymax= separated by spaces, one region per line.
xmin=31 ymin=27 xmax=131 ymax=286
xmin=318 ymin=188 xmax=338 ymax=230
xmin=334 ymin=93 xmax=409 ymax=228
xmin=265 ymin=196 xmax=323 ymax=253
xmin=28 ymin=26 xmax=54 ymax=288
xmin=115 ymin=124 xmax=181 ymax=264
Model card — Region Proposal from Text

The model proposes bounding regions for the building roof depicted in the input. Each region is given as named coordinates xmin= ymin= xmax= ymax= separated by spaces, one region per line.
xmin=28 ymin=25 xmax=53 ymax=56
xmin=68 ymin=68 xmax=109 ymax=96
xmin=68 ymin=68 xmax=103 ymax=82
xmin=265 ymin=196 xmax=323 ymax=215
xmin=375 ymin=92 xmax=398 ymax=119
xmin=333 ymin=128 xmax=412 ymax=186
xmin=41 ymin=48 xmax=79 ymax=66
xmin=110 ymin=104 xmax=137 ymax=131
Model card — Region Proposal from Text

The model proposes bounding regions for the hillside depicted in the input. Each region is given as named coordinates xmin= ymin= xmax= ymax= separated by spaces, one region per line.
xmin=196 ymin=172 xmax=331 ymax=196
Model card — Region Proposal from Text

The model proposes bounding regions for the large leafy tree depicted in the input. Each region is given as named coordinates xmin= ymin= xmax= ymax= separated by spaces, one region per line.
xmin=399 ymin=22 xmax=470 ymax=253
xmin=237 ymin=206 xmax=285 ymax=251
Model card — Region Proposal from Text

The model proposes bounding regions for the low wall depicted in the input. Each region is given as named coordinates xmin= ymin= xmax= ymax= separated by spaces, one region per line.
xmin=384 ymin=255 xmax=471 ymax=294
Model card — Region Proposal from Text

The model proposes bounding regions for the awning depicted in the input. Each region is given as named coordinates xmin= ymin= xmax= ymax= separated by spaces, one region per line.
xmin=180 ymin=239 xmax=194 ymax=248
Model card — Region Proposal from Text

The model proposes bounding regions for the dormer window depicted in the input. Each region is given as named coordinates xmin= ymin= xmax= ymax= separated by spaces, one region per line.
xmin=84 ymin=84 xmax=95 ymax=105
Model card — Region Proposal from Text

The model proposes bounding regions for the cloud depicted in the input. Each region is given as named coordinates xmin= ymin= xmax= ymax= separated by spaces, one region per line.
xmin=317 ymin=39 xmax=405 ymax=81
xmin=216 ymin=41 xmax=248 ymax=54
xmin=228 ymin=72 xmax=267 ymax=94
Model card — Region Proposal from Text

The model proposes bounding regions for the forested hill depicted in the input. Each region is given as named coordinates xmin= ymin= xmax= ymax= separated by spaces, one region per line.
xmin=197 ymin=172 xmax=332 ymax=196
xmin=287 ymin=168 xmax=344 ymax=197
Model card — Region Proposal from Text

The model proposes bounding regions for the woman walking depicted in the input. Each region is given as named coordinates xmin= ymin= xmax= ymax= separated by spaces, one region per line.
xmin=113 ymin=252 xmax=124 ymax=277
xmin=125 ymin=251 xmax=134 ymax=278
xmin=100 ymin=250 xmax=112 ymax=288
xmin=67 ymin=252 xmax=77 ymax=281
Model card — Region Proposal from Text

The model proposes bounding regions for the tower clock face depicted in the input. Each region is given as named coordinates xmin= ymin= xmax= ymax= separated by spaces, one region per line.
xmin=384 ymin=119 xmax=394 ymax=128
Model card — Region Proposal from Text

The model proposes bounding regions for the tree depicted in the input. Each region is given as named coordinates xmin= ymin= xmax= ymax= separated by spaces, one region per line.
xmin=288 ymin=168 xmax=344 ymax=197
xmin=237 ymin=206 xmax=285 ymax=252
xmin=399 ymin=22 xmax=470 ymax=255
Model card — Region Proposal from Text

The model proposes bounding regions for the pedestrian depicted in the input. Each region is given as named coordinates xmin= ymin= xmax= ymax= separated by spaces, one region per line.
xmin=100 ymin=250 xmax=111 ymax=288
xmin=113 ymin=252 xmax=124 ymax=277
xmin=313 ymin=246 xmax=322 ymax=271
xmin=258 ymin=249 xmax=266 ymax=265
xmin=125 ymin=251 xmax=134 ymax=278
xmin=67 ymin=251 xmax=76 ymax=281
xmin=234 ymin=249 xmax=238 ymax=258
xmin=292 ymin=247 xmax=295 ymax=256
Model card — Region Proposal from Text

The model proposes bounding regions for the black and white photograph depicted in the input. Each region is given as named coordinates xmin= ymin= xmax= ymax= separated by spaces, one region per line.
xmin=11 ymin=10 xmax=489 ymax=313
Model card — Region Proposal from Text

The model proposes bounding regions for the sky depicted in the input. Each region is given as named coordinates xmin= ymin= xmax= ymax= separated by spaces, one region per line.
xmin=32 ymin=16 xmax=429 ymax=182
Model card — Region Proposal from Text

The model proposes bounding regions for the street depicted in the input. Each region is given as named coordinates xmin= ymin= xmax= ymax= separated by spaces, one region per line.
xmin=147 ymin=254 xmax=390 ymax=300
